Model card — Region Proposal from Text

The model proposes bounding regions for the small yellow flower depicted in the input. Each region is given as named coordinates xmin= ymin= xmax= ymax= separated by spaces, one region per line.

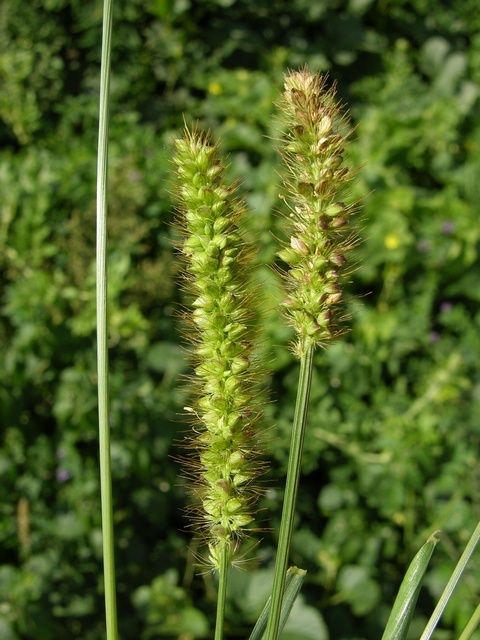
xmin=208 ymin=81 xmax=223 ymax=96
xmin=385 ymin=233 xmax=400 ymax=250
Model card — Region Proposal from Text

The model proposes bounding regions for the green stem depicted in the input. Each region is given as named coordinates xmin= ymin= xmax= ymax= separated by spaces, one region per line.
xmin=214 ymin=545 xmax=229 ymax=640
xmin=265 ymin=343 xmax=315 ymax=640
xmin=96 ymin=0 xmax=118 ymax=638
xmin=419 ymin=520 xmax=480 ymax=640
xmin=458 ymin=603 xmax=480 ymax=640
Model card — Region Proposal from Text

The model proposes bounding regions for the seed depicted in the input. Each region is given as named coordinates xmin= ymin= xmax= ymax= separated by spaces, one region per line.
xmin=325 ymin=291 xmax=342 ymax=305
xmin=290 ymin=236 xmax=309 ymax=255
xmin=318 ymin=114 xmax=332 ymax=135
xmin=216 ymin=479 xmax=230 ymax=494
xmin=331 ymin=251 xmax=347 ymax=266
xmin=331 ymin=216 xmax=348 ymax=228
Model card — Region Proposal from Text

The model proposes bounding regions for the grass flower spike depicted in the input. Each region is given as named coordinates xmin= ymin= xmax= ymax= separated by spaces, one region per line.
xmin=277 ymin=68 xmax=358 ymax=356
xmin=172 ymin=127 xmax=262 ymax=573
xmin=265 ymin=68 xmax=360 ymax=640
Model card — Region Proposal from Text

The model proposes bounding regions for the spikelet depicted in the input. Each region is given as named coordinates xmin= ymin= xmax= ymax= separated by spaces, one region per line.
xmin=172 ymin=126 xmax=263 ymax=571
xmin=276 ymin=68 xmax=360 ymax=357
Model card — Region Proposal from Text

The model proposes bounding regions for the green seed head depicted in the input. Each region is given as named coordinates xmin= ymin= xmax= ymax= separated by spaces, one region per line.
xmin=276 ymin=68 xmax=360 ymax=356
xmin=173 ymin=126 xmax=265 ymax=571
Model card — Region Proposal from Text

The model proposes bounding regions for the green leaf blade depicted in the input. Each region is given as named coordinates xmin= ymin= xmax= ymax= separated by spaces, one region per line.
xmin=248 ymin=566 xmax=307 ymax=640
xmin=382 ymin=531 xmax=441 ymax=640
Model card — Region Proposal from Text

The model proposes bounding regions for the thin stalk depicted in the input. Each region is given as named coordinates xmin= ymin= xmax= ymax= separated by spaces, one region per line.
xmin=265 ymin=343 xmax=315 ymax=640
xmin=458 ymin=603 xmax=480 ymax=640
xmin=214 ymin=545 xmax=229 ymax=640
xmin=419 ymin=520 xmax=480 ymax=640
xmin=96 ymin=0 xmax=118 ymax=638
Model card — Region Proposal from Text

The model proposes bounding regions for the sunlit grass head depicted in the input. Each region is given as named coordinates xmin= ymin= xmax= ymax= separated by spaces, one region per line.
xmin=172 ymin=126 xmax=266 ymax=571
xmin=276 ymin=68 xmax=360 ymax=356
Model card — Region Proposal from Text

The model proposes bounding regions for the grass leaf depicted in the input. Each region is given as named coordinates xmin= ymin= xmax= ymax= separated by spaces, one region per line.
xmin=382 ymin=531 xmax=441 ymax=640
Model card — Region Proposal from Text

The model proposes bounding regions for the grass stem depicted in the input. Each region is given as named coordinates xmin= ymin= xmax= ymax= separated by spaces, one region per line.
xmin=96 ymin=0 xmax=118 ymax=637
xmin=214 ymin=545 xmax=229 ymax=640
xmin=265 ymin=343 xmax=315 ymax=640
xmin=458 ymin=602 xmax=480 ymax=640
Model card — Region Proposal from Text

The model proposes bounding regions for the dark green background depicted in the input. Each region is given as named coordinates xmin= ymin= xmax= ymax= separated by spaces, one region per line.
xmin=1 ymin=0 xmax=480 ymax=637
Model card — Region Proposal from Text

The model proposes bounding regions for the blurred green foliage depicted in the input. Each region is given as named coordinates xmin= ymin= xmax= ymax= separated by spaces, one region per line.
xmin=1 ymin=0 xmax=480 ymax=638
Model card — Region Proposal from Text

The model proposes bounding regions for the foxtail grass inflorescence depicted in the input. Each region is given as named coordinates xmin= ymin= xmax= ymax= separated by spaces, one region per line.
xmin=172 ymin=127 xmax=263 ymax=572
xmin=265 ymin=68 xmax=360 ymax=640
xmin=276 ymin=68 xmax=359 ymax=357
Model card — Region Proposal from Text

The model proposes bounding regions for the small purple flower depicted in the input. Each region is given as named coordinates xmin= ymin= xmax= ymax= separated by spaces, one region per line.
xmin=440 ymin=301 xmax=453 ymax=313
xmin=417 ymin=239 xmax=430 ymax=253
xmin=56 ymin=469 xmax=72 ymax=483
xmin=429 ymin=331 xmax=441 ymax=343
xmin=441 ymin=221 xmax=455 ymax=235
xmin=129 ymin=170 xmax=141 ymax=182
